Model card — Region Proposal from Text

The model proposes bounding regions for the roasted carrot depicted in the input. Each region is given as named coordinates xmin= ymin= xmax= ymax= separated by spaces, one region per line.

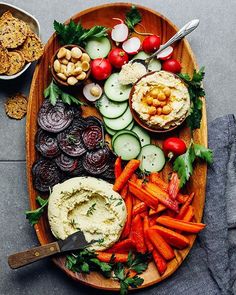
xmin=166 ymin=209 xmax=176 ymax=218
xmin=130 ymin=214 xmax=147 ymax=254
xmin=107 ymin=239 xmax=135 ymax=253
xmin=147 ymin=229 xmax=175 ymax=260
xmin=150 ymin=225 xmax=190 ymax=249
xmin=136 ymin=178 xmax=143 ymax=187
xmin=143 ymin=216 xmax=154 ymax=252
xmin=130 ymin=173 xmax=138 ymax=182
xmin=168 ymin=173 xmax=180 ymax=200
xmin=121 ymin=192 xmax=133 ymax=239
xmin=149 ymin=215 xmax=158 ymax=227
xmin=149 ymin=204 xmax=167 ymax=216
xmin=156 ymin=216 xmax=206 ymax=233
xmin=144 ymin=182 xmax=179 ymax=213
xmin=120 ymin=184 xmax=128 ymax=199
xmin=150 ymin=172 xmax=168 ymax=192
xmin=176 ymin=194 xmax=189 ymax=204
xmin=96 ymin=252 xmax=128 ymax=263
xmin=129 ymin=181 xmax=159 ymax=209
xmin=176 ymin=193 xmax=194 ymax=220
xmin=132 ymin=202 xmax=148 ymax=216
xmin=113 ymin=159 xmax=140 ymax=192
xmin=152 ymin=249 xmax=167 ymax=275
xmin=114 ymin=156 xmax=122 ymax=178
xmin=182 ymin=205 xmax=194 ymax=222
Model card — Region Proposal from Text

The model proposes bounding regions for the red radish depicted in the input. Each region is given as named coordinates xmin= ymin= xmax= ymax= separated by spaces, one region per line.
xmin=163 ymin=137 xmax=187 ymax=159
xmin=122 ymin=37 xmax=141 ymax=55
xmin=111 ymin=18 xmax=129 ymax=43
xmin=90 ymin=58 xmax=112 ymax=80
xmin=156 ymin=46 xmax=173 ymax=60
xmin=108 ymin=48 xmax=129 ymax=69
xmin=142 ymin=35 xmax=161 ymax=53
xmin=162 ymin=58 xmax=181 ymax=73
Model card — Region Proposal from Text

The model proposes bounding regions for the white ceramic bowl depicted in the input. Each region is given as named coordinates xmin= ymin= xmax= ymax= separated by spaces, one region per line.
xmin=0 ymin=2 xmax=41 ymax=80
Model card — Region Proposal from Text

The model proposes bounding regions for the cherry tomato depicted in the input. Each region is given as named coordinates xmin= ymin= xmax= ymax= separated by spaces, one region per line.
xmin=163 ymin=137 xmax=187 ymax=159
xmin=162 ymin=58 xmax=181 ymax=73
xmin=142 ymin=35 xmax=161 ymax=53
xmin=108 ymin=48 xmax=129 ymax=69
xmin=90 ymin=58 xmax=112 ymax=80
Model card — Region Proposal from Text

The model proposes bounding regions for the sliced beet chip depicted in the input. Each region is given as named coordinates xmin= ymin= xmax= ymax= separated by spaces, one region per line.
xmin=38 ymin=100 xmax=74 ymax=133
xmin=100 ymin=151 xmax=116 ymax=181
xmin=82 ymin=145 xmax=110 ymax=175
xmin=32 ymin=159 xmax=62 ymax=192
xmin=72 ymin=117 xmax=88 ymax=131
xmin=82 ymin=125 xmax=104 ymax=150
xmin=69 ymin=159 xmax=86 ymax=177
xmin=85 ymin=116 xmax=103 ymax=127
xmin=35 ymin=129 xmax=60 ymax=158
xmin=57 ymin=124 xmax=86 ymax=157
xmin=55 ymin=153 xmax=78 ymax=172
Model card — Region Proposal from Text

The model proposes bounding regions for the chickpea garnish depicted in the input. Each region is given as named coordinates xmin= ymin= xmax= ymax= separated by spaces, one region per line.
xmin=162 ymin=105 xmax=172 ymax=115
xmin=149 ymin=87 xmax=159 ymax=97
xmin=160 ymin=101 xmax=167 ymax=107
xmin=146 ymin=96 xmax=153 ymax=105
xmin=158 ymin=91 xmax=166 ymax=101
xmin=163 ymin=87 xmax=171 ymax=97
xmin=153 ymin=99 xmax=160 ymax=107
xmin=157 ymin=107 xmax=162 ymax=115
xmin=148 ymin=106 xmax=156 ymax=115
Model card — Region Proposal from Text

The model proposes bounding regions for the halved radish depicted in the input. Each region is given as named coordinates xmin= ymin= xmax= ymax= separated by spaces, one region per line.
xmin=156 ymin=46 xmax=173 ymax=60
xmin=111 ymin=18 xmax=129 ymax=43
xmin=83 ymin=83 xmax=103 ymax=102
xmin=122 ymin=37 xmax=141 ymax=55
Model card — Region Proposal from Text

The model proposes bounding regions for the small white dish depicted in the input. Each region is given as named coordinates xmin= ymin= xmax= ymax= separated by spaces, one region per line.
xmin=0 ymin=2 xmax=41 ymax=80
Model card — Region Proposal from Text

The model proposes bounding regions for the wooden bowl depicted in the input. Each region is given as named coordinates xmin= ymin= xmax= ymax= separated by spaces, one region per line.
xmin=129 ymin=71 xmax=190 ymax=133
xmin=51 ymin=44 xmax=91 ymax=88
xmin=26 ymin=2 xmax=207 ymax=291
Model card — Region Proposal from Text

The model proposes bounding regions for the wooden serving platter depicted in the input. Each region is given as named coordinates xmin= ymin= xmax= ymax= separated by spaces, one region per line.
xmin=26 ymin=3 xmax=207 ymax=291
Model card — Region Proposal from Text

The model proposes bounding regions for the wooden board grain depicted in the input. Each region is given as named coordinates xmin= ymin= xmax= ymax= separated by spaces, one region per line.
xmin=26 ymin=3 xmax=207 ymax=291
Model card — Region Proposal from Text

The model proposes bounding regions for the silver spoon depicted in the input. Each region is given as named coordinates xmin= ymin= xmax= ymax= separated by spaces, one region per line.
xmin=132 ymin=19 xmax=200 ymax=69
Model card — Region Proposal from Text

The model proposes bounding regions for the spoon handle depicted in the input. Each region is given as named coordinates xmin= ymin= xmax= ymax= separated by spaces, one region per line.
xmin=148 ymin=19 xmax=200 ymax=61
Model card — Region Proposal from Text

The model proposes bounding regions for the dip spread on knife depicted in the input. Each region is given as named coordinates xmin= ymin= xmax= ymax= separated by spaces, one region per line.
xmin=48 ymin=176 xmax=127 ymax=250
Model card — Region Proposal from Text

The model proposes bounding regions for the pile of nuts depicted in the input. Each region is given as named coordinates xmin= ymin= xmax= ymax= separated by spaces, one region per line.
xmin=144 ymin=86 xmax=172 ymax=116
xmin=53 ymin=46 xmax=91 ymax=86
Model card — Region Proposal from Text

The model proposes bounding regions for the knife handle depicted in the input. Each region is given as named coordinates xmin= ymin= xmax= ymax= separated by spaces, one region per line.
xmin=8 ymin=242 xmax=60 ymax=269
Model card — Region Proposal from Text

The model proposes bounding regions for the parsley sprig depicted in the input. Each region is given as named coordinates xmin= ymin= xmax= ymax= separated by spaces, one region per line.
xmin=125 ymin=6 xmax=142 ymax=31
xmin=53 ymin=20 xmax=108 ymax=46
xmin=44 ymin=81 xmax=84 ymax=106
xmin=25 ymin=196 xmax=48 ymax=226
xmin=173 ymin=140 xmax=213 ymax=187
xmin=86 ymin=203 xmax=96 ymax=216
xmin=178 ymin=67 xmax=205 ymax=130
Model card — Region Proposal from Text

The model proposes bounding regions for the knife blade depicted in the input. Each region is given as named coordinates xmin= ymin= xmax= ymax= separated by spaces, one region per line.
xmin=8 ymin=230 xmax=96 ymax=269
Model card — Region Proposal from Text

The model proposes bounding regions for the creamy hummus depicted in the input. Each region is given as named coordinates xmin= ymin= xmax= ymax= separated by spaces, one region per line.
xmin=131 ymin=71 xmax=190 ymax=129
xmin=118 ymin=62 xmax=147 ymax=85
xmin=48 ymin=176 xmax=127 ymax=251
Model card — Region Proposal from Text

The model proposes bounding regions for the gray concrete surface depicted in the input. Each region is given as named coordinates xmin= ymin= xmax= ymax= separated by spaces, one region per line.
xmin=0 ymin=0 xmax=235 ymax=294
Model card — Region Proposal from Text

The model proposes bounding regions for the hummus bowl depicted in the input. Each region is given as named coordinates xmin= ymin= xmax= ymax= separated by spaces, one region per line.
xmin=129 ymin=71 xmax=190 ymax=133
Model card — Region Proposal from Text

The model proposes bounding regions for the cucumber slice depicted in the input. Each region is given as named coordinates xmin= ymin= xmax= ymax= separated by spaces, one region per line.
xmin=132 ymin=125 xmax=151 ymax=147
xmin=104 ymin=124 xmax=116 ymax=136
xmin=104 ymin=73 xmax=132 ymax=102
xmin=97 ymin=94 xmax=128 ymax=119
xmin=103 ymin=107 xmax=133 ymax=131
xmin=112 ymin=130 xmax=138 ymax=147
xmin=85 ymin=37 xmax=111 ymax=59
xmin=113 ymin=133 xmax=141 ymax=160
xmin=132 ymin=51 xmax=161 ymax=72
xmin=126 ymin=121 xmax=134 ymax=130
xmin=138 ymin=144 xmax=165 ymax=172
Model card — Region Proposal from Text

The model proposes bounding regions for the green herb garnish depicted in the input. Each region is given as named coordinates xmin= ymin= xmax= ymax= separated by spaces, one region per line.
xmin=173 ymin=140 xmax=213 ymax=187
xmin=25 ymin=196 xmax=48 ymax=226
xmin=86 ymin=203 xmax=96 ymax=216
xmin=178 ymin=67 xmax=205 ymax=131
xmin=53 ymin=19 xmax=108 ymax=46
xmin=125 ymin=6 xmax=142 ymax=31
xmin=44 ymin=81 xmax=84 ymax=106
xmin=67 ymin=134 xmax=77 ymax=144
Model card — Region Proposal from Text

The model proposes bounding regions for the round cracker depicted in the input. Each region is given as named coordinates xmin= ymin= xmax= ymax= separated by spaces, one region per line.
xmin=0 ymin=43 xmax=10 ymax=74
xmin=19 ymin=32 xmax=44 ymax=62
xmin=0 ymin=16 xmax=28 ymax=48
xmin=6 ymin=50 xmax=25 ymax=76
xmin=0 ymin=11 xmax=14 ymax=22
xmin=5 ymin=93 xmax=28 ymax=120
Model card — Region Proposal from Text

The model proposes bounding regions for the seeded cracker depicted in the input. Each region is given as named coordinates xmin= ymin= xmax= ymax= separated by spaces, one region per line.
xmin=5 ymin=93 xmax=28 ymax=120
xmin=19 ymin=31 xmax=44 ymax=62
xmin=0 ymin=43 xmax=10 ymax=74
xmin=0 ymin=14 xmax=28 ymax=48
xmin=6 ymin=51 xmax=25 ymax=75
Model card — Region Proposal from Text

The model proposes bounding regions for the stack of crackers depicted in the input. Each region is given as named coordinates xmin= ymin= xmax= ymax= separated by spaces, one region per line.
xmin=0 ymin=11 xmax=44 ymax=76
